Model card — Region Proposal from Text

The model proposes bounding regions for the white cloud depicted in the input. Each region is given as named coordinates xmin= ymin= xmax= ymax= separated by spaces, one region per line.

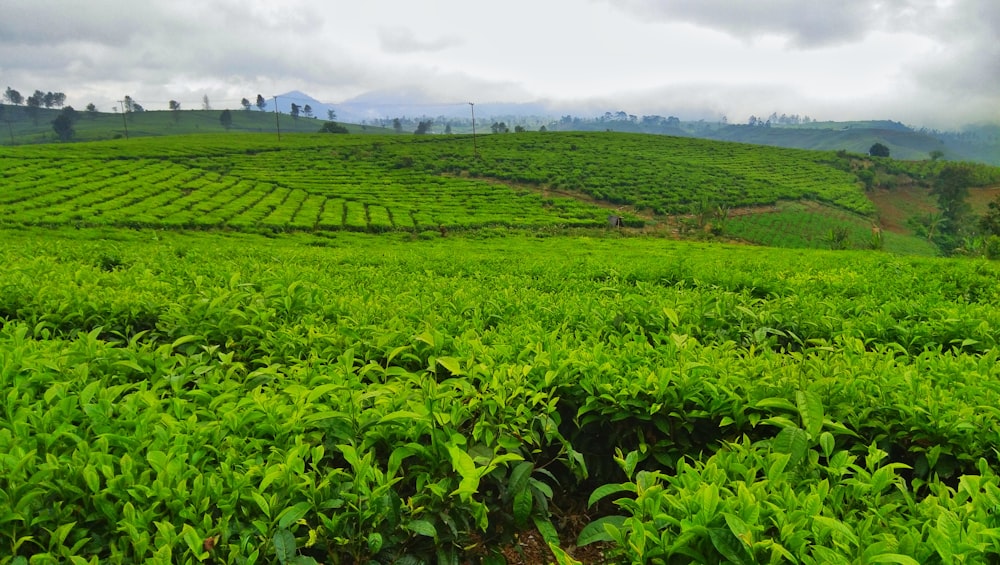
xmin=0 ymin=0 xmax=996 ymax=126
xmin=378 ymin=27 xmax=463 ymax=53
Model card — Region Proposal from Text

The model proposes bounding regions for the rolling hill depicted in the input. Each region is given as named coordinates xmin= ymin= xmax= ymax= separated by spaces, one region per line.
xmin=7 ymin=130 xmax=998 ymax=256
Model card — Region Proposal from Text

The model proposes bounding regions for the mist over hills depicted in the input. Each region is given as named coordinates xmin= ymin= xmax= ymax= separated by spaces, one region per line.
xmin=275 ymin=89 xmax=999 ymax=165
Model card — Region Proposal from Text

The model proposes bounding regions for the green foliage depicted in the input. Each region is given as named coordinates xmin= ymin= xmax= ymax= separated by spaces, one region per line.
xmin=979 ymin=193 xmax=1000 ymax=236
xmin=932 ymin=163 xmax=976 ymax=231
xmin=869 ymin=142 xmax=891 ymax=157
xmin=4 ymin=228 xmax=998 ymax=560
xmin=318 ymin=121 xmax=348 ymax=134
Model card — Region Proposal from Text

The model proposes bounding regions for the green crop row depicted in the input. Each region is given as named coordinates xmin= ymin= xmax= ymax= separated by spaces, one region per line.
xmin=0 ymin=227 xmax=998 ymax=562
xmin=1 ymin=134 xmax=624 ymax=233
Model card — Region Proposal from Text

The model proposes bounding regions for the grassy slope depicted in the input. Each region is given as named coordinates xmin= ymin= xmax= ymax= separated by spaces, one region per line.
xmin=701 ymin=126 xmax=949 ymax=161
xmin=0 ymin=108 xmax=385 ymax=144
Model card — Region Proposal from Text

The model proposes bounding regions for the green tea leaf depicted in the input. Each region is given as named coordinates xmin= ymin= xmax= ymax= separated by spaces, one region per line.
xmin=532 ymin=516 xmax=560 ymax=546
xmin=577 ymin=515 xmax=628 ymax=546
xmin=819 ymin=431 xmax=835 ymax=458
xmin=277 ymin=502 xmax=312 ymax=530
xmin=513 ymin=487 xmax=533 ymax=526
xmin=509 ymin=461 xmax=533 ymax=496
xmin=436 ymin=356 xmax=464 ymax=376
xmin=754 ymin=397 xmax=797 ymax=412
xmin=587 ymin=482 xmax=635 ymax=507
xmin=796 ymin=390 xmax=824 ymax=439
xmin=407 ymin=519 xmax=437 ymax=538
xmin=82 ymin=465 xmax=100 ymax=494
xmin=772 ymin=427 xmax=809 ymax=466
xmin=272 ymin=529 xmax=296 ymax=564
xmin=709 ymin=527 xmax=754 ymax=565
xmin=867 ymin=555 xmax=921 ymax=565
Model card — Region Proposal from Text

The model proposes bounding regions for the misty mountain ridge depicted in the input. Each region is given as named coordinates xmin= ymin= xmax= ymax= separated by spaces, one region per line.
xmin=274 ymin=89 xmax=997 ymax=165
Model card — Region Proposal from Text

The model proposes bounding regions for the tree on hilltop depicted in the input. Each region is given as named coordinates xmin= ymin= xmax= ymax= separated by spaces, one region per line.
xmin=52 ymin=106 xmax=78 ymax=141
xmin=327 ymin=109 xmax=336 ymax=121
xmin=26 ymin=90 xmax=44 ymax=125
xmin=241 ymin=98 xmax=252 ymax=111
xmin=123 ymin=95 xmax=145 ymax=113
xmin=256 ymin=94 xmax=267 ymax=112
xmin=202 ymin=95 xmax=211 ymax=111
xmin=43 ymin=92 xmax=66 ymax=108
xmin=303 ymin=104 xmax=313 ymax=118
xmin=290 ymin=103 xmax=300 ymax=120
xmin=169 ymin=100 xmax=181 ymax=123
xmin=4 ymin=87 xmax=23 ymax=106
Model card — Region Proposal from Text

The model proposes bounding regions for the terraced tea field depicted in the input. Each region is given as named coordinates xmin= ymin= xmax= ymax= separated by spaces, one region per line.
xmin=1 ymin=131 xmax=889 ymax=236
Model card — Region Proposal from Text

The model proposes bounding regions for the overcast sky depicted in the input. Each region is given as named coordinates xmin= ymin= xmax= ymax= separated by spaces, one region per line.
xmin=1 ymin=0 xmax=997 ymax=128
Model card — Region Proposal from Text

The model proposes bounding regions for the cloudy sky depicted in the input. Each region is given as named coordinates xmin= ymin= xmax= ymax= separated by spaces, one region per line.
xmin=1 ymin=0 xmax=997 ymax=128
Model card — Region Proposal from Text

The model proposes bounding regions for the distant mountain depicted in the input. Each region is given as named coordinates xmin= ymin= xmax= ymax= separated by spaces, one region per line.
xmin=281 ymin=89 xmax=999 ymax=165
xmin=274 ymin=90 xmax=336 ymax=120
xmin=277 ymin=89 xmax=552 ymax=124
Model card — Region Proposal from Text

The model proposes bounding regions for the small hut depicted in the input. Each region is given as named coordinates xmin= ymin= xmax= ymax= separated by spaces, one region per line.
xmin=608 ymin=214 xmax=623 ymax=228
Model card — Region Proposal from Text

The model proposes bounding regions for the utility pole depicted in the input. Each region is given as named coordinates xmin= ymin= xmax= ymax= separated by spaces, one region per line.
xmin=469 ymin=102 xmax=478 ymax=158
xmin=273 ymin=96 xmax=280 ymax=142
xmin=118 ymin=100 xmax=129 ymax=139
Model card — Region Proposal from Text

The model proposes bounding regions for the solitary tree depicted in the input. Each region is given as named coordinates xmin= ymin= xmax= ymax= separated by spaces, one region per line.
xmin=255 ymin=94 xmax=267 ymax=112
xmin=303 ymin=104 xmax=313 ymax=118
xmin=169 ymin=100 xmax=181 ymax=123
xmin=202 ymin=95 xmax=211 ymax=111
xmin=219 ymin=109 xmax=233 ymax=130
xmin=980 ymin=194 xmax=1000 ymax=236
xmin=241 ymin=98 xmax=252 ymax=111
xmin=929 ymin=149 xmax=945 ymax=161
xmin=290 ymin=103 xmax=300 ymax=119
xmin=931 ymin=163 xmax=976 ymax=252
xmin=327 ymin=109 xmax=336 ymax=121
xmin=869 ymin=142 xmax=891 ymax=157
xmin=51 ymin=108 xmax=76 ymax=141
xmin=392 ymin=118 xmax=402 ymax=133
xmin=86 ymin=103 xmax=97 ymax=115
xmin=4 ymin=87 xmax=23 ymax=106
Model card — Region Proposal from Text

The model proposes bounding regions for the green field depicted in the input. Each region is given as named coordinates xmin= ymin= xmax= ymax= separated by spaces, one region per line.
xmin=1 ymin=227 xmax=999 ymax=563
xmin=1 ymin=131 xmax=890 ymax=234
xmin=724 ymin=200 xmax=940 ymax=255
xmin=0 ymin=108 xmax=380 ymax=145
xmin=2 ymin=131 xmax=1000 ymax=563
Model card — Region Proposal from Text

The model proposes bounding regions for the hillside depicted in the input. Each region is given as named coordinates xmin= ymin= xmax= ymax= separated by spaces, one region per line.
xmin=549 ymin=119 xmax=1000 ymax=166
xmin=3 ymin=131 xmax=999 ymax=256
xmin=0 ymin=107 xmax=384 ymax=144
